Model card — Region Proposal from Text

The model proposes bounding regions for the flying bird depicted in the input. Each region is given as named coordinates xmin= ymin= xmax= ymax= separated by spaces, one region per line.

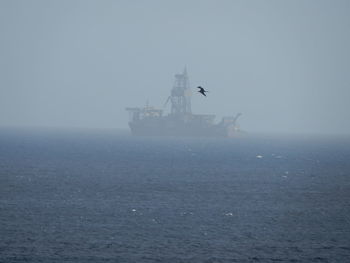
xmin=197 ymin=86 xmax=208 ymax=96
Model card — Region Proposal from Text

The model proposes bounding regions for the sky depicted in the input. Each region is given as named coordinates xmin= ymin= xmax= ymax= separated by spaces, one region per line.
xmin=1 ymin=0 xmax=349 ymax=134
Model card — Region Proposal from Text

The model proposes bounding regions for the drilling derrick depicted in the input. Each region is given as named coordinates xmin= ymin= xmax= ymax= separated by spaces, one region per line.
xmin=170 ymin=68 xmax=192 ymax=115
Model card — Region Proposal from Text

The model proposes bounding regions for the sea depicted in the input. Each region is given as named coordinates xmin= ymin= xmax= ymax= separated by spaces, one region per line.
xmin=0 ymin=128 xmax=349 ymax=262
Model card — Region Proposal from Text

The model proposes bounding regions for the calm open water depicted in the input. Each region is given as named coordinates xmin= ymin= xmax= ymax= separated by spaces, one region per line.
xmin=0 ymin=128 xmax=350 ymax=262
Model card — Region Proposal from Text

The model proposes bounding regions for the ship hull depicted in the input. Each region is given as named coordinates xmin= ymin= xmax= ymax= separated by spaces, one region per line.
xmin=128 ymin=119 xmax=235 ymax=137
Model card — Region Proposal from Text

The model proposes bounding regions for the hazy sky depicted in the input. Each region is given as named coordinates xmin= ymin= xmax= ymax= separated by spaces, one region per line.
xmin=1 ymin=0 xmax=349 ymax=134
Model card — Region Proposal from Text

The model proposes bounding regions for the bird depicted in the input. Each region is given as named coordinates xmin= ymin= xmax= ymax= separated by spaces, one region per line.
xmin=197 ymin=86 xmax=208 ymax=96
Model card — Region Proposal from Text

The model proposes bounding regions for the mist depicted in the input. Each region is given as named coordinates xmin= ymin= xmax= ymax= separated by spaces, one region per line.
xmin=1 ymin=0 xmax=350 ymax=134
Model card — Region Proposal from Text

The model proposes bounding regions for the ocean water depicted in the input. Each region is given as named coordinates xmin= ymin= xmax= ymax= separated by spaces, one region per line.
xmin=0 ymin=129 xmax=350 ymax=262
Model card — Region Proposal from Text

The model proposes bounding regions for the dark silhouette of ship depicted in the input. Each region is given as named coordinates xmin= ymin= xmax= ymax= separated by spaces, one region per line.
xmin=126 ymin=69 xmax=242 ymax=137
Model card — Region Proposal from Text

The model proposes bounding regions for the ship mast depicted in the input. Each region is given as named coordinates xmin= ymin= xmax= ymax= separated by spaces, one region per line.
xmin=170 ymin=68 xmax=192 ymax=115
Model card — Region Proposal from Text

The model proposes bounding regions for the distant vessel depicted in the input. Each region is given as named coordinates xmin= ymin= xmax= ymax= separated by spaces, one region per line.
xmin=126 ymin=69 xmax=242 ymax=137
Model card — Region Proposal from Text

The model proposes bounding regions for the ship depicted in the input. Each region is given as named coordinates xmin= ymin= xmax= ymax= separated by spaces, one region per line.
xmin=126 ymin=69 xmax=242 ymax=137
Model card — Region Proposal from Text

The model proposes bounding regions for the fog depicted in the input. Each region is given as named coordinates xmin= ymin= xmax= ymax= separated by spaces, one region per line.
xmin=1 ymin=0 xmax=349 ymax=134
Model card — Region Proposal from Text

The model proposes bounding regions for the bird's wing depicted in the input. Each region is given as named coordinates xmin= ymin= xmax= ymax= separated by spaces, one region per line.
xmin=199 ymin=90 xmax=206 ymax=96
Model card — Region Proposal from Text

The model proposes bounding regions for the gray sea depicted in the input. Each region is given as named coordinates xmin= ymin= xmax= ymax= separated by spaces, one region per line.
xmin=0 ymin=128 xmax=350 ymax=262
